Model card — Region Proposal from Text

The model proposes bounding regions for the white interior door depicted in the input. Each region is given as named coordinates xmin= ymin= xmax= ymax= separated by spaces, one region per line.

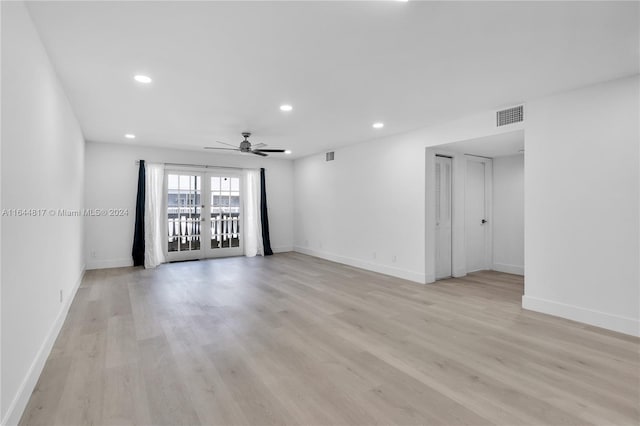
xmin=435 ymin=156 xmax=453 ymax=279
xmin=465 ymin=158 xmax=491 ymax=272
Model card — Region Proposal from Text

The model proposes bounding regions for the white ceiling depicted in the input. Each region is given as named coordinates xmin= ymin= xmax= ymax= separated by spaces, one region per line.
xmin=438 ymin=129 xmax=524 ymax=158
xmin=26 ymin=1 xmax=639 ymax=158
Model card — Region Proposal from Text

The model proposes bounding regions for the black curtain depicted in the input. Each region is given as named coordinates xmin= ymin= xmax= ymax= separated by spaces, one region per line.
xmin=132 ymin=160 xmax=145 ymax=266
xmin=260 ymin=168 xmax=273 ymax=256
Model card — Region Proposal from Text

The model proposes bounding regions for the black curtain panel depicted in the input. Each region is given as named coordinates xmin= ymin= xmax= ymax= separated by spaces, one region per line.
xmin=260 ymin=168 xmax=274 ymax=256
xmin=132 ymin=160 xmax=146 ymax=266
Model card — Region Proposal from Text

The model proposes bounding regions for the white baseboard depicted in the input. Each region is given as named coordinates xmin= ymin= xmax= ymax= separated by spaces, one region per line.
xmin=272 ymin=246 xmax=293 ymax=254
xmin=452 ymin=268 xmax=467 ymax=278
xmin=294 ymin=246 xmax=425 ymax=284
xmin=86 ymin=257 xmax=133 ymax=270
xmin=492 ymin=262 xmax=524 ymax=276
xmin=2 ymin=266 xmax=85 ymax=426
xmin=428 ymin=269 xmax=465 ymax=283
xmin=87 ymin=249 xmax=293 ymax=270
xmin=522 ymin=295 xmax=640 ymax=337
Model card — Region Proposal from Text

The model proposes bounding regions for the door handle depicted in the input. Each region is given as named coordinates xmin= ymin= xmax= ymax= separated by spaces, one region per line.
xmin=481 ymin=219 xmax=487 ymax=224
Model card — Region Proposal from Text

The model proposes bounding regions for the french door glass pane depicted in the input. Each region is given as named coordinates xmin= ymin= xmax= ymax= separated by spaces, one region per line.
xmin=210 ymin=176 xmax=240 ymax=249
xmin=167 ymin=173 xmax=201 ymax=252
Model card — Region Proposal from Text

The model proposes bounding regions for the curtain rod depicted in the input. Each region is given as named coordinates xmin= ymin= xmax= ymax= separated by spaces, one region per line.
xmin=134 ymin=160 xmax=252 ymax=171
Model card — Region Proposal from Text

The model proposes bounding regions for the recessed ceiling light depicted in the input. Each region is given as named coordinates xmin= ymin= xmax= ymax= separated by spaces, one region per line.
xmin=280 ymin=104 xmax=293 ymax=112
xmin=284 ymin=150 xmax=292 ymax=155
xmin=372 ymin=122 xmax=384 ymax=129
xmin=134 ymin=75 xmax=152 ymax=84
xmin=124 ymin=134 xmax=136 ymax=139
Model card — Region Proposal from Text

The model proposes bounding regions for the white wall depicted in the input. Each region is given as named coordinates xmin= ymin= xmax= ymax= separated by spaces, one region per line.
xmin=84 ymin=142 xmax=294 ymax=269
xmin=492 ymin=154 xmax=524 ymax=275
xmin=524 ymin=75 xmax=639 ymax=336
xmin=1 ymin=2 xmax=86 ymax=424
xmin=293 ymin=109 xmax=524 ymax=283
xmin=294 ymin=74 xmax=639 ymax=337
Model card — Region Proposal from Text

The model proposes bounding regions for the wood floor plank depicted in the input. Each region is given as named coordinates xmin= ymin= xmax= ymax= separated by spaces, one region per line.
xmin=137 ymin=335 xmax=202 ymax=426
xmin=53 ymin=331 xmax=106 ymax=426
xmin=19 ymin=252 xmax=640 ymax=426
xmin=18 ymin=356 xmax=73 ymax=426
xmin=100 ymin=362 xmax=152 ymax=426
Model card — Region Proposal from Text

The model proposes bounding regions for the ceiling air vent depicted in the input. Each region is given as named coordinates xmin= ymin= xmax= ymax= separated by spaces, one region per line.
xmin=326 ymin=151 xmax=335 ymax=161
xmin=496 ymin=105 xmax=524 ymax=127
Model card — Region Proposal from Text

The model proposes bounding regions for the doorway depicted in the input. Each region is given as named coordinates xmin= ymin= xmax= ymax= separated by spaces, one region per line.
xmin=166 ymin=170 xmax=243 ymax=261
xmin=425 ymin=129 xmax=524 ymax=283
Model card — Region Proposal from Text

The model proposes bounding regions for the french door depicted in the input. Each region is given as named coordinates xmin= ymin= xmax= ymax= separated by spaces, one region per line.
xmin=165 ymin=170 xmax=243 ymax=261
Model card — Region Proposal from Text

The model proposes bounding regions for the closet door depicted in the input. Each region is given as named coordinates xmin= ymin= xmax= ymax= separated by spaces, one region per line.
xmin=435 ymin=156 xmax=453 ymax=279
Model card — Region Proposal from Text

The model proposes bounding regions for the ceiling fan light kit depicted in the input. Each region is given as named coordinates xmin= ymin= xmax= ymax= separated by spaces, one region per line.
xmin=204 ymin=132 xmax=288 ymax=157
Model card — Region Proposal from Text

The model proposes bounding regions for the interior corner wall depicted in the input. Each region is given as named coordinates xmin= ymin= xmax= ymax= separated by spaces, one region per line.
xmin=492 ymin=154 xmax=524 ymax=275
xmin=84 ymin=141 xmax=294 ymax=270
xmin=293 ymin=109 xmax=524 ymax=284
xmin=1 ymin=2 xmax=86 ymax=424
xmin=523 ymin=75 xmax=640 ymax=336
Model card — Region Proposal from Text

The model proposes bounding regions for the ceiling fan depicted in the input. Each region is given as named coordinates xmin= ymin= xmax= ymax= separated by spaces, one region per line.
xmin=204 ymin=132 xmax=286 ymax=157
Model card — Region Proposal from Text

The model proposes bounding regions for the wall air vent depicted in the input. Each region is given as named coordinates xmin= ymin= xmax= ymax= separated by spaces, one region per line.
xmin=496 ymin=105 xmax=524 ymax=127
xmin=326 ymin=151 xmax=335 ymax=161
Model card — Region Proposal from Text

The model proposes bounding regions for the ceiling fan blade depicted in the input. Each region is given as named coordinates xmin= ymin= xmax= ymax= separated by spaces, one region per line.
xmin=204 ymin=147 xmax=240 ymax=151
xmin=254 ymin=149 xmax=286 ymax=153
xmin=215 ymin=140 xmax=239 ymax=148
xmin=250 ymin=150 xmax=268 ymax=157
xmin=252 ymin=142 xmax=267 ymax=149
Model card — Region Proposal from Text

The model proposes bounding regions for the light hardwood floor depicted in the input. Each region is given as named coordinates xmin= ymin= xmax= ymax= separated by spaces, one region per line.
xmin=20 ymin=253 xmax=639 ymax=426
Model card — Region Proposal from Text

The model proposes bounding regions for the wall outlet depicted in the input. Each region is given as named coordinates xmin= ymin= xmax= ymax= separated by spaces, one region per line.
xmin=59 ymin=289 xmax=63 ymax=303
xmin=392 ymin=255 xmax=397 ymax=263
xmin=372 ymin=252 xmax=377 ymax=260
xmin=318 ymin=240 xmax=323 ymax=249
xmin=90 ymin=250 xmax=97 ymax=258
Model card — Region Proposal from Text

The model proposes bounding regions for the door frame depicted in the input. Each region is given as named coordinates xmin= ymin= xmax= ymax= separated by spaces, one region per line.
xmin=163 ymin=167 xmax=244 ymax=261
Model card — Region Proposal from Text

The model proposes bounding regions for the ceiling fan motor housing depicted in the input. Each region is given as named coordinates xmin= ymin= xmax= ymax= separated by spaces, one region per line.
xmin=239 ymin=132 xmax=253 ymax=152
